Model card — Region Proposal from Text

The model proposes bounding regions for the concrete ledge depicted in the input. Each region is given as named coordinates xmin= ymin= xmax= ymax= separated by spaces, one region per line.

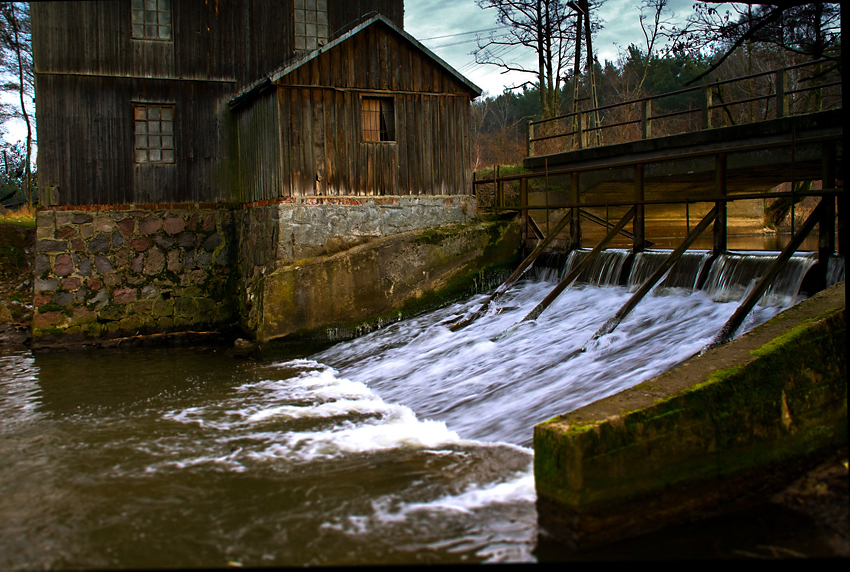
xmin=534 ymin=282 xmax=847 ymax=548
xmin=256 ymin=217 xmax=522 ymax=342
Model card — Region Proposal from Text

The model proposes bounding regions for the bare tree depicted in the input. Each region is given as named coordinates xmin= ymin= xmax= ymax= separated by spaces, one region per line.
xmin=670 ymin=1 xmax=841 ymax=85
xmin=475 ymin=0 xmax=605 ymax=119
xmin=0 ymin=2 xmax=34 ymax=209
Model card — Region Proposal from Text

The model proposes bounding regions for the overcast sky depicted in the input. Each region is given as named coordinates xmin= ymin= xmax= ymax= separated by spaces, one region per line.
xmin=405 ymin=0 xmax=697 ymax=97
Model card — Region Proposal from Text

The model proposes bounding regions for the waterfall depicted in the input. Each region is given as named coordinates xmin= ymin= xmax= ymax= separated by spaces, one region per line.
xmin=627 ymin=250 xmax=712 ymax=294
xmin=561 ymin=249 xmax=630 ymax=286
xmin=827 ymin=256 xmax=845 ymax=287
xmin=699 ymin=252 xmax=817 ymax=306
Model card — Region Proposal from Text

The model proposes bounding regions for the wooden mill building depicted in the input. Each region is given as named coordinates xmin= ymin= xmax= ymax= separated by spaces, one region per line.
xmin=32 ymin=0 xmax=481 ymax=206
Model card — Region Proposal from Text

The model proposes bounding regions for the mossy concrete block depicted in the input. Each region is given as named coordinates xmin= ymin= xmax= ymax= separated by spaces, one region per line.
xmin=256 ymin=218 xmax=521 ymax=342
xmin=534 ymin=283 xmax=846 ymax=548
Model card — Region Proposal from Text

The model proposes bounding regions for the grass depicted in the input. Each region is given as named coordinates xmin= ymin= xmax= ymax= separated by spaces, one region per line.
xmin=0 ymin=204 xmax=36 ymax=227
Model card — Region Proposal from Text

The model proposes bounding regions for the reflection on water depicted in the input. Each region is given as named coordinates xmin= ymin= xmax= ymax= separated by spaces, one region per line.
xmin=0 ymin=259 xmax=841 ymax=567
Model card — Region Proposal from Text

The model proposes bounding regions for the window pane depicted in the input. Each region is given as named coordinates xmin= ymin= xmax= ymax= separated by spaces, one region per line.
xmin=145 ymin=0 xmax=157 ymax=10
xmin=159 ymin=26 xmax=171 ymax=40
xmin=162 ymin=149 xmax=175 ymax=163
xmin=161 ymin=121 xmax=173 ymax=134
xmin=135 ymin=134 xmax=148 ymax=148
xmin=136 ymin=149 xmax=149 ymax=163
xmin=158 ymin=0 xmax=171 ymax=10
xmin=161 ymin=107 xmax=172 ymax=121
xmin=135 ymin=121 xmax=147 ymax=134
xmin=147 ymin=106 xmax=160 ymax=120
xmin=161 ymin=136 xmax=173 ymax=149
xmin=132 ymin=0 xmax=144 ymax=9
xmin=149 ymin=121 xmax=161 ymax=134
xmin=149 ymin=149 xmax=162 ymax=162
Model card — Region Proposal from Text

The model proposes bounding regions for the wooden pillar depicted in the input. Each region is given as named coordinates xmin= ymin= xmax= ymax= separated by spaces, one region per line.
xmin=576 ymin=113 xmax=585 ymax=149
xmin=702 ymin=86 xmax=713 ymax=129
xmin=633 ymin=163 xmax=645 ymax=254
xmin=641 ymin=99 xmax=652 ymax=139
xmin=714 ymin=153 xmax=727 ymax=254
xmin=571 ymin=171 xmax=581 ymax=248
xmin=527 ymin=120 xmax=534 ymax=158
xmin=521 ymin=176 xmax=529 ymax=245
xmin=820 ymin=141 xmax=837 ymax=261
xmin=774 ymin=71 xmax=788 ymax=118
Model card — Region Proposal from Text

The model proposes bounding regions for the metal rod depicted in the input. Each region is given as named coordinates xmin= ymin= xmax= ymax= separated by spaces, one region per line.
xmin=706 ymin=199 xmax=828 ymax=349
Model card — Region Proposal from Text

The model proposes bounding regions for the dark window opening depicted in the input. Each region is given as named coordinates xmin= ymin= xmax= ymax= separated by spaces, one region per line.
xmin=362 ymin=97 xmax=395 ymax=142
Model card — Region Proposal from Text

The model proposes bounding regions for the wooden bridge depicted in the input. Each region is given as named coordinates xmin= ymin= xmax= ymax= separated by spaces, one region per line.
xmin=463 ymin=58 xmax=842 ymax=346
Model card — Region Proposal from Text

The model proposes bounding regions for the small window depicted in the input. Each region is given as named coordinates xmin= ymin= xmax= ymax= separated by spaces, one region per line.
xmin=362 ymin=97 xmax=395 ymax=142
xmin=134 ymin=104 xmax=175 ymax=163
xmin=132 ymin=0 xmax=172 ymax=41
xmin=294 ymin=0 xmax=328 ymax=51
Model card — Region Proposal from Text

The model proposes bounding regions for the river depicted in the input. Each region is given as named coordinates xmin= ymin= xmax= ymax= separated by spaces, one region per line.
xmin=0 ymin=249 xmax=843 ymax=567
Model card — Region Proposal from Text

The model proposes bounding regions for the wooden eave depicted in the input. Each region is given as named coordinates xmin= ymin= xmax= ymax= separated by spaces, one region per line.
xmin=229 ymin=14 xmax=482 ymax=111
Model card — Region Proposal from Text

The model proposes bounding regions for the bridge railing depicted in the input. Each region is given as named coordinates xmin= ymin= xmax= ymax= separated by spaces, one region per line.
xmin=527 ymin=58 xmax=841 ymax=157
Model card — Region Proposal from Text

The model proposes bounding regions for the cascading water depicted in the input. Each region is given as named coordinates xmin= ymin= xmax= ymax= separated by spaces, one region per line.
xmin=0 ymin=248 xmax=838 ymax=567
xmin=627 ymin=250 xmax=712 ymax=293
xmin=700 ymin=251 xmax=818 ymax=305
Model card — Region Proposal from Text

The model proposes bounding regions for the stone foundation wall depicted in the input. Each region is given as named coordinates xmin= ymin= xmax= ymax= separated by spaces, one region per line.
xmin=34 ymin=207 xmax=237 ymax=345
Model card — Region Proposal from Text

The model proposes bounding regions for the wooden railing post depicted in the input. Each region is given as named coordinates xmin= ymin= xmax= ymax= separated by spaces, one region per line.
xmin=702 ymin=86 xmax=713 ymax=129
xmin=527 ymin=120 xmax=534 ymax=157
xmin=576 ymin=112 xmax=585 ymax=149
xmin=774 ymin=70 xmax=789 ymax=118
xmin=641 ymin=99 xmax=652 ymax=139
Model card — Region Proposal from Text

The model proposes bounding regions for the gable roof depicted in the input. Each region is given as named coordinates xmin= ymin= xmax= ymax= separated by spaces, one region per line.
xmin=229 ymin=13 xmax=482 ymax=111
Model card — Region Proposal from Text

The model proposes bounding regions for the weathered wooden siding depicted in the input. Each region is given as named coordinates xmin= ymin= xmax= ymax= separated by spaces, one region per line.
xmin=31 ymin=0 xmax=295 ymax=88
xmin=254 ymin=19 xmax=474 ymax=199
xmin=236 ymin=90 xmax=282 ymax=201
xmin=258 ymin=86 xmax=470 ymax=199
xmin=36 ymin=74 xmax=240 ymax=205
xmin=328 ymin=0 xmax=403 ymax=34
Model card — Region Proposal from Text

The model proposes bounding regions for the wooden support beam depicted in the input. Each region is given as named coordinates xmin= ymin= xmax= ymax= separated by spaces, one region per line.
xmin=641 ymin=99 xmax=651 ymax=139
xmin=511 ymin=206 xmax=637 ymax=327
xmin=571 ymin=171 xmax=581 ymax=249
xmin=448 ymin=210 xmax=574 ymax=332
xmin=589 ymin=205 xmax=719 ymax=344
xmin=713 ymin=153 xmax=727 ymax=254
xmin=709 ymin=200 xmax=828 ymax=349
xmin=820 ymin=141 xmax=837 ymax=261
xmin=633 ymin=163 xmax=645 ymax=254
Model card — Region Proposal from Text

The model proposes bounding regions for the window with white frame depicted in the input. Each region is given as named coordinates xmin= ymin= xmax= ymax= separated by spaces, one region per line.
xmin=134 ymin=104 xmax=175 ymax=163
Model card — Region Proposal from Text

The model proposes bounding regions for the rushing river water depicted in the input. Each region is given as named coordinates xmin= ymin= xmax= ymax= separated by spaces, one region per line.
xmin=0 ymin=250 xmax=843 ymax=567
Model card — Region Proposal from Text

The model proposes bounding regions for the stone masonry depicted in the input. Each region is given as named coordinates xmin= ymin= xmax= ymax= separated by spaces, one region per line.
xmin=34 ymin=207 xmax=237 ymax=344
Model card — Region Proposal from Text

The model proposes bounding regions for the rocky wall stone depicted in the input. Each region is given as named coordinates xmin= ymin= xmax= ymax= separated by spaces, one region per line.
xmin=33 ymin=208 xmax=237 ymax=343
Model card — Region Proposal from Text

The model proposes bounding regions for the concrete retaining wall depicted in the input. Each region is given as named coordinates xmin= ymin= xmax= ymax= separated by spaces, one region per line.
xmin=534 ymin=283 xmax=846 ymax=548
xmin=256 ymin=217 xmax=521 ymax=342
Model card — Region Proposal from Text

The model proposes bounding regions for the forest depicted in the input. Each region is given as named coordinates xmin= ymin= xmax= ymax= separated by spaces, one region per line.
xmin=470 ymin=1 xmax=841 ymax=170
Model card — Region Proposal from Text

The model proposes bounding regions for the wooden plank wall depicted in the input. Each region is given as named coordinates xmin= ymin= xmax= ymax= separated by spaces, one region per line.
xmin=31 ymin=0 xmax=294 ymax=88
xmin=36 ymin=75 xmax=240 ymax=205
xmin=328 ymin=0 xmax=404 ymax=35
xmin=252 ymin=21 xmax=475 ymax=200
xmin=255 ymin=87 xmax=471 ymax=200
xmin=236 ymin=91 xmax=282 ymax=202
